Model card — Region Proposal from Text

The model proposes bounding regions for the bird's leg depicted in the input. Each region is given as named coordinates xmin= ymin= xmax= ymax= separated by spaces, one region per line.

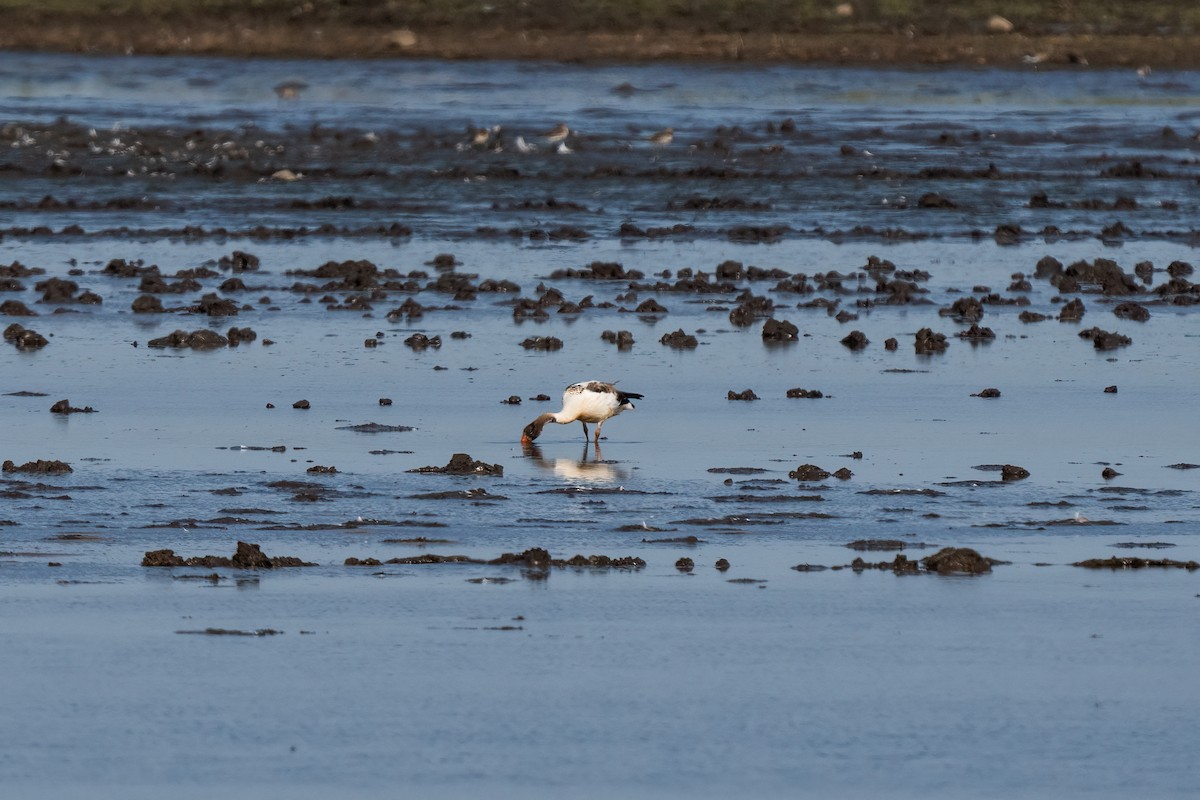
xmin=594 ymin=420 xmax=605 ymax=442
xmin=580 ymin=421 xmax=589 ymax=440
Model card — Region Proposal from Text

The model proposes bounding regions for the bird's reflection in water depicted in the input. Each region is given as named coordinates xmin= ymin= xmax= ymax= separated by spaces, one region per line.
xmin=522 ymin=441 xmax=628 ymax=484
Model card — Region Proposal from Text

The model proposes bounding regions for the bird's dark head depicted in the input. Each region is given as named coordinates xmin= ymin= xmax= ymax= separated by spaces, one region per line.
xmin=521 ymin=413 xmax=554 ymax=444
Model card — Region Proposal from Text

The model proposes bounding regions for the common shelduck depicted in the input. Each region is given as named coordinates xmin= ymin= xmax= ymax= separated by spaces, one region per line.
xmin=521 ymin=381 xmax=643 ymax=444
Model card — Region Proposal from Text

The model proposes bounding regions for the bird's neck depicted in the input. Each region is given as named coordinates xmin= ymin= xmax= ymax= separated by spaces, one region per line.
xmin=551 ymin=410 xmax=575 ymax=424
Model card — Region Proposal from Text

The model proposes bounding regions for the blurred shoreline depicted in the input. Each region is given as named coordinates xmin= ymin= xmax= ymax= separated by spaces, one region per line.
xmin=2 ymin=16 xmax=1198 ymax=68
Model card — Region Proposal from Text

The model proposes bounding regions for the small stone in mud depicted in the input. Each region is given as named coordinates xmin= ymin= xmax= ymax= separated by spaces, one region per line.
xmin=501 ymin=395 xmax=522 ymax=405
xmin=715 ymin=558 xmax=730 ymax=571
xmin=1001 ymin=464 xmax=1030 ymax=481
xmin=1102 ymin=467 xmax=1121 ymax=479
xmin=3 ymin=459 xmax=72 ymax=474
xmin=520 ymin=336 xmax=563 ymax=351
xmin=786 ymin=388 xmax=823 ymax=399
xmin=530 ymin=394 xmax=551 ymax=401
xmin=364 ymin=338 xmax=378 ymax=347
xmin=972 ymin=388 xmax=1001 ymax=398
xmin=727 ymin=389 xmax=759 ymax=401
xmin=922 ymin=547 xmax=993 ymax=575
xmin=407 ymin=453 xmax=503 ymax=476
xmin=306 ymin=465 xmax=337 ymax=474
xmin=833 ymin=468 xmax=853 ymax=480
xmin=293 ymin=399 xmax=310 ymax=409
xmin=379 ymin=397 xmax=392 ymax=406
xmin=789 ymin=464 xmax=830 ymax=481
xmin=50 ymin=399 xmax=97 ymax=414
xmin=265 ymin=403 xmax=275 ymax=409
xmin=884 ymin=337 xmax=898 ymax=350
xmin=840 ymin=330 xmax=869 ymax=350
xmin=1104 ymin=385 xmax=1118 ymax=393
xmin=345 ymin=557 xmax=383 ymax=566
xmin=660 ymin=329 xmax=698 ymax=349
xmin=675 ymin=557 xmax=695 ymax=572
xmin=450 ymin=331 xmax=471 ymax=339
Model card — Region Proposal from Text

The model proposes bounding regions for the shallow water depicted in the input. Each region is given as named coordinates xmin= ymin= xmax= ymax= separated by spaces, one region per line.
xmin=1 ymin=52 xmax=1199 ymax=798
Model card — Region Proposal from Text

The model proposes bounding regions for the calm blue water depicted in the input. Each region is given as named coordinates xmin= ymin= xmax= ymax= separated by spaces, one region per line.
xmin=1 ymin=52 xmax=1198 ymax=799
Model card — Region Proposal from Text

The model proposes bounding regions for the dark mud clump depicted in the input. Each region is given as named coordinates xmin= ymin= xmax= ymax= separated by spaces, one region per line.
xmin=601 ymin=329 xmax=635 ymax=349
xmin=408 ymin=453 xmax=503 ymax=476
xmin=489 ymin=547 xmax=645 ymax=571
xmin=1001 ymin=464 xmax=1030 ymax=481
xmin=3 ymin=459 xmax=72 ymax=474
xmin=0 ymin=299 xmax=37 ymax=316
xmin=957 ymin=323 xmax=996 ymax=341
xmin=727 ymin=389 xmax=759 ymax=401
xmin=761 ymin=318 xmax=799 ymax=341
xmin=715 ymin=558 xmax=730 ymax=571
xmin=972 ymin=387 xmax=1001 ymax=398
xmin=404 ymin=333 xmax=442 ymax=350
xmin=914 ymin=327 xmax=947 ymax=354
xmin=1073 ymin=556 xmax=1199 ymax=569
xmin=675 ymin=557 xmax=695 ymax=572
xmin=520 ymin=336 xmax=563 ymax=351
xmin=3 ymin=323 xmax=48 ymax=349
xmin=786 ymin=387 xmax=824 ymax=399
xmin=147 ymin=329 xmax=229 ymax=349
xmin=660 ymin=329 xmax=698 ymax=349
xmin=833 ymin=467 xmax=853 ymax=480
xmin=789 ymin=464 xmax=830 ymax=481
xmin=50 ymin=398 xmax=97 ymax=414
xmin=292 ymin=399 xmax=310 ymax=409
xmin=1113 ymin=301 xmax=1150 ymax=322
xmin=791 ymin=563 xmax=829 ymax=572
xmin=501 ymin=395 xmax=522 ymax=405
xmin=1112 ymin=542 xmax=1176 ymax=549
xmin=1058 ymin=298 xmax=1086 ymax=322
xmin=1079 ymin=327 xmax=1131 ymax=350
xmin=1102 ymin=467 xmax=1121 ymax=479
xmin=142 ymin=541 xmax=316 ymax=568
xmin=306 ymin=465 xmax=337 ymax=474
xmin=1104 ymin=385 xmax=1119 ymax=394
xmin=840 ymin=330 xmax=869 ymax=350
xmin=922 ymin=547 xmax=994 ymax=575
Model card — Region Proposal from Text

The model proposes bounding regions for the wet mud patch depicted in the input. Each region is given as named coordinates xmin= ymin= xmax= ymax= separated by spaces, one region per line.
xmin=408 ymin=488 xmax=508 ymax=501
xmin=845 ymin=539 xmax=933 ymax=551
xmin=1111 ymin=542 xmax=1176 ymax=549
xmin=336 ymin=422 xmax=415 ymax=433
xmin=258 ymin=517 xmax=447 ymax=531
xmin=794 ymin=547 xmax=1003 ymax=575
xmin=1073 ymin=557 xmax=1199 ymax=569
xmin=408 ymin=453 xmax=503 ymax=476
xmin=142 ymin=541 xmax=316 ymax=568
xmin=176 ymin=628 xmax=283 ymax=636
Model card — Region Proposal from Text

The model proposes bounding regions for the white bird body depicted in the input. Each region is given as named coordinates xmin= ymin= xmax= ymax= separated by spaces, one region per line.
xmin=522 ymin=381 xmax=643 ymax=443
